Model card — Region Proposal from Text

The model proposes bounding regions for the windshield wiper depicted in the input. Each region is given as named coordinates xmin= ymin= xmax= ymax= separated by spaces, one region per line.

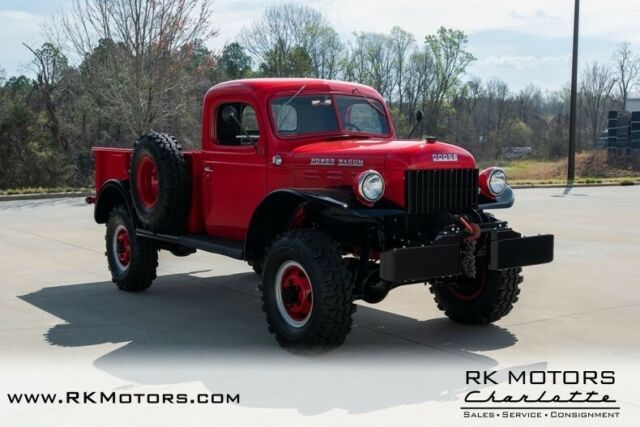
xmin=277 ymin=85 xmax=305 ymax=129
xmin=352 ymin=87 xmax=387 ymax=119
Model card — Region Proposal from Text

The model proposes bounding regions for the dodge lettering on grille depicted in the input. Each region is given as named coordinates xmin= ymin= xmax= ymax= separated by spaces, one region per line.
xmin=432 ymin=153 xmax=458 ymax=162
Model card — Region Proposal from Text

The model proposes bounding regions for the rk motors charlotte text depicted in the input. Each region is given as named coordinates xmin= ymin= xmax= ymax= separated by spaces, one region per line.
xmin=461 ymin=370 xmax=621 ymax=419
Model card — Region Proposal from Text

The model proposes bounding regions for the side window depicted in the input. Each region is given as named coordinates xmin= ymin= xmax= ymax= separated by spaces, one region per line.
xmin=242 ymin=106 xmax=259 ymax=133
xmin=216 ymin=103 xmax=260 ymax=146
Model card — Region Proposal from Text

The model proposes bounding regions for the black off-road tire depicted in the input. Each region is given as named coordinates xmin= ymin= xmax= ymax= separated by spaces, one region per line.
xmin=261 ymin=229 xmax=355 ymax=349
xmin=130 ymin=132 xmax=189 ymax=232
xmin=429 ymin=267 xmax=523 ymax=324
xmin=250 ymin=257 xmax=264 ymax=276
xmin=105 ymin=206 xmax=158 ymax=292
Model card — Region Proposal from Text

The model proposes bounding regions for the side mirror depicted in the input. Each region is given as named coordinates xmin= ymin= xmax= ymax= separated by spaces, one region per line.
xmin=222 ymin=105 xmax=239 ymax=124
xmin=407 ymin=110 xmax=425 ymax=139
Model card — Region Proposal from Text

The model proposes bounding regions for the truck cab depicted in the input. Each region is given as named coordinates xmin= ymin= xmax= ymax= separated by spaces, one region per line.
xmin=195 ymin=78 xmax=402 ymax=240
xmin=90 ymin=78 xmax=554 ymax=350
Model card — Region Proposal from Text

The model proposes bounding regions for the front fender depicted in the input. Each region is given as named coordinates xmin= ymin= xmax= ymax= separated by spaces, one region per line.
xmin=256 ymin=188 xmax=405 ymax=218
xmin=275 ymin=188 xmax=351 ymax=210
xmin=479 ymin=186 xmax=515 ymax=210
xmin=244 ymin=188 xmax=404 ymax=261
xmin=295 ymin=188 xmax=407 ymax=217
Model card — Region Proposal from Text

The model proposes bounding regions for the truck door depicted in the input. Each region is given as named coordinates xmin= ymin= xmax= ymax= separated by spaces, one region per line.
xmin=202 ymin=101 xmax=267 ymax=240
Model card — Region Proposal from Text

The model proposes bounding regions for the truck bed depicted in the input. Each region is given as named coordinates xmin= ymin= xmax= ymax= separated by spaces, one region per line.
xmin=93 ymin=147 xmax=205 ymax=234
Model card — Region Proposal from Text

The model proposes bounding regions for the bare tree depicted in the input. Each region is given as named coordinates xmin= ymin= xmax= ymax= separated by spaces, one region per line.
xmin=58 ymin=0 xmax=216 ymax=136
xmin=363 ymin=33 xmax=394 ymax=98
xmin=403 ymin=49 xmax=435 ymax=125
xmin=240 ymin=4 xmax=327 ymax=77
xmin=613 ymin=42 xmax=640 ymax=108
xmin=464 ymin=78 xmax=483 ymax=126
xmin=483 ymin=79 xmax=511 ymax=156
xmin=452 ymin=78 xmax=483 ymax=150
xmin=23 ymin=42 xmax=69 ymax=149
xmin=581 ymin=62 xmax=616 ymax=144
xmin=389 ymin=26 xmax=415 ymax=116
xmin=343 ymin=32 xmax=394 ymax=98
xmin=515 ymin=85 xmax=543 ymax=121
xmin=305 ymin=25 xmax=344 ymax=79
xmin=342 ymin=34 xmax=367 ymax=83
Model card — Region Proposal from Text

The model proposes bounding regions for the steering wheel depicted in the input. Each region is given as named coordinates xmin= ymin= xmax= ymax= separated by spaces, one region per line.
xmin=344 ymin=122 xmax=361 ymax=132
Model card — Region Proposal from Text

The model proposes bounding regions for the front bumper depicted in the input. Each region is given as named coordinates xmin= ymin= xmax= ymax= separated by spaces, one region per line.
xmin=487 ymin=230 xmax=554 ymax=270
xmin=379 ymin=228 xmax=554 ymax=284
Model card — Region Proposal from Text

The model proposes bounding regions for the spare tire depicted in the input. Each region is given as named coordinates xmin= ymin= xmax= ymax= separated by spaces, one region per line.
xmin=130 ymin=132 xmax=189 ymax=232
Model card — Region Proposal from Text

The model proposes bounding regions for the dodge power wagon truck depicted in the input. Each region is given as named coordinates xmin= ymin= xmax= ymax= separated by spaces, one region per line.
xmin=89 ymin=78 xmax=554 ymax=349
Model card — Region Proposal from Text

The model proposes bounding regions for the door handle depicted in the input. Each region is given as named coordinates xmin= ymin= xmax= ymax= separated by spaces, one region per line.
xmin=203 ymin=166 xmax=213 ymax=173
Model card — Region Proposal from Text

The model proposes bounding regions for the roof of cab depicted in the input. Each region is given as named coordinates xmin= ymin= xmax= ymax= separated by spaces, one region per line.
xmin=206 ymin=78 xmax=381 ymax=99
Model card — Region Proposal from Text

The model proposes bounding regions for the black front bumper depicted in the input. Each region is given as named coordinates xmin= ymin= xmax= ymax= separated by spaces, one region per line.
xmin=379 ymin=229 xmax=554 ymax=284
xmin=487 ymin=230 xmax=554 ymax=270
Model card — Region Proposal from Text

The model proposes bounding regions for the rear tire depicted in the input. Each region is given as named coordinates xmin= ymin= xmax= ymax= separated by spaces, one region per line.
xmin=429 ymin=264 xmax=522 ymax=324
xmin=261 ymin=229 xmax=355 ymax=349
xmin=105 ymin=206 xmax=158 ymax=292
xmin=130 ymin=132 xmax=189 ymax=232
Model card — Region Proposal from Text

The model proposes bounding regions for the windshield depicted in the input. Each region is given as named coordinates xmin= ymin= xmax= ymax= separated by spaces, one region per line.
xmin=271 ymin=94 xmax=390 ymax=137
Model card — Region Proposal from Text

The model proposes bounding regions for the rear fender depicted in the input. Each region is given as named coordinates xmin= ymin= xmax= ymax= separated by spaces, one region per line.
xmin=94 ymin=179 xmax=134 ymax=223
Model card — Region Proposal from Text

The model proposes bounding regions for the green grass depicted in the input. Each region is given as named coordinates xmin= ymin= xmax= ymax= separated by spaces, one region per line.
xmin=483 ymin=153 xmax=640 ymax=184
xmin=510 ymin=177 xmax=639 ymax=186
xmin=0 ymin=187 xmax=92 ymax=196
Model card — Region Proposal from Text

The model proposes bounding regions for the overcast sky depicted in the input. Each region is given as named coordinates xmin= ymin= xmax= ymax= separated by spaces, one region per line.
xmin=1 ymin=0 xmax=638 ymax=91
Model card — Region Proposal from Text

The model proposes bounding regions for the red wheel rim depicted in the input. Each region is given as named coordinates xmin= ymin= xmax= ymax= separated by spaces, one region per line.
xmin=136 ymin=155 xmax=159 ymax=208
xmin=449 ymin=263 xmax=487 ymax=301
xmin=114 ymin=225 xmax=131 ymax=268
xmin=275 ymin=261 xmax=313 ymax=327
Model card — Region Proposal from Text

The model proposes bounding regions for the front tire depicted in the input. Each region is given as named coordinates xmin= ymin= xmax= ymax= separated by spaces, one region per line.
xmin=429 ymin=263 xmax=522 ymax=324
xmin=105 ymin=206 xmax=158 ymax=292
xmin=249 ymin=258 xmax=264 ymax=276
xmin=261 ymin=229 xmax=355 ymax=349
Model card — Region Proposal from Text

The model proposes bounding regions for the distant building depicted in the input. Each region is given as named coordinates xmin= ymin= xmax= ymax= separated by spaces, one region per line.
xmin=502 ymin=146 xmax=532 ymax=159
xmin=626 ymin=92 xmax=640 ymax=112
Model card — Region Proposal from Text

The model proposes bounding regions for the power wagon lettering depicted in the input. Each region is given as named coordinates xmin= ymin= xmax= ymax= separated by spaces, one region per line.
xmin=310 ymin=158 xmax=335 ymax=166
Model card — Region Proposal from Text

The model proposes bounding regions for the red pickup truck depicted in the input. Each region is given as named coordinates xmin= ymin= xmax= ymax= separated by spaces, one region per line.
xmin=89 ymin=78 xmax=553 ymax=349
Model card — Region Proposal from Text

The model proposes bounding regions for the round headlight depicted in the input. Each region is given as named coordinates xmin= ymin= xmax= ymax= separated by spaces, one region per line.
xmin=356 ymin=170 xmax=385 ymax=204
xmin=488 ymin=168 xmax=508 ymax=195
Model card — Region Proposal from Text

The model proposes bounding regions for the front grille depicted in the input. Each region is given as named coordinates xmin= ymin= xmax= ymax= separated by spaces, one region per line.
xmin=405 ymin=168 xmax=479 ymax=214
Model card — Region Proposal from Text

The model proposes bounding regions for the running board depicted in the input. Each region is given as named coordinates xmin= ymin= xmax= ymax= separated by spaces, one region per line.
xmin=136 ymin=229 xmax=244 ymax=260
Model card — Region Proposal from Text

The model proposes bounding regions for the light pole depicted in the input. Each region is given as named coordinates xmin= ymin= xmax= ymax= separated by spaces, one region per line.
xmin=568 ymin=0 xmax=580 ymax=182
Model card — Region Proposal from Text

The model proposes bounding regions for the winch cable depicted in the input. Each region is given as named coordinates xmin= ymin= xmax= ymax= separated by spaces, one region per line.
xmin=457 ymin=215 xmax=481 ymax=242
xmin=457 ymin=215 xmax=481 ymax=278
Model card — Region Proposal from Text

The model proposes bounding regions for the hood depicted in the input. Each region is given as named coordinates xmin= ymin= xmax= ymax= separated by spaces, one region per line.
xmin=289 ymin=138 xmax=476 ymax=170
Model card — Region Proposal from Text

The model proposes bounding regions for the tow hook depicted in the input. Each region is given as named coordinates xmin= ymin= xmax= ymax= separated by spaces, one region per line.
xmin=85 ymin=195 xmax=96 ymax=205
xmin=457 ymin=216 xmax=481 ymax=279
xmin=457 ymin=216 xmax=481 ymax=241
